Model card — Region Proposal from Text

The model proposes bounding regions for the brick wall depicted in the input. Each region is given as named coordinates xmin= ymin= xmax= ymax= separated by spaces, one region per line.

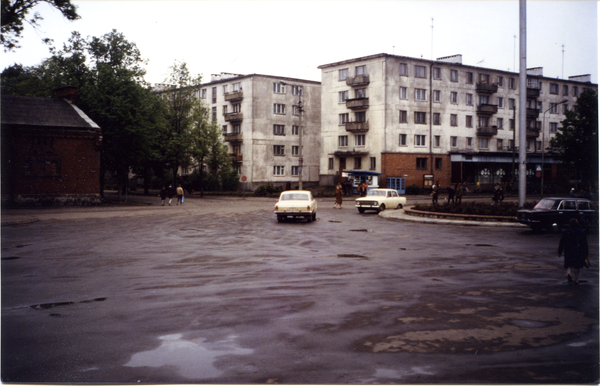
xmin=381 ymin=153 xmax=452 ymax=189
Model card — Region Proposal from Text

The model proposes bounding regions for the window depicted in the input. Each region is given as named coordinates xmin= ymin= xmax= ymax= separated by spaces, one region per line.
xmin=339 ymin=68 xmax=349 ymax=81
xmin=536 ymin=141 xmax=542 ymax=151
xmin=415 ymin=112 xmax=427 ymax=124
xmin=273 ymin=103 xmax=286 ymax=114
xmin=466 ymin=137 xmax=473 ymax=148
xmin=339 ymin=90 xmax=349 ymax=102
xmin=291 ymin=166 xmax=300 ymax=176
xmin=434 ymin=135 xmax=440 ymax=147
xmin=449 ymin=69 xmax=458 ymax=82
xmin=232 ymin=103 xmax=241 ymax=113
xmin=338 ymin=135 xmax=348 ymax=147
xmin=433 ymin=67 xmax=441 ymax=79
xmin=466 ymin=93 xmax=473 ymax=106
xmin=415 ymin=88 xmax=427 ymax=101
xmin=291 ymin=85 xmax=303 ymax=96
xmin=328 ymin=158 xmax=334 ymax=170
xmin=415 ymin=134 xmax=426 ymax=146
xmin=273 ymin=124 xmax=285 ymax=135
xmin=510 ymin=119 xmax=515 ymax=131
xmin=509 ymin=77 xmax=516 ymax=89
xmin=355 ymin=134 xmax=366 ymax=146
xmin=550 ymin=103 xmax=559 ymax=114
xmin=370 ymin=157 xmax=376 ymax=170
xmin=451 ymin=136 xmax=458 ymax=148
xmin=467 ymin=72 xmax=474 ymax=84
xmin=293 ymin=105 xmax=302 ymax=116
xmin=399 ymin=63 xmax=408 ymax=76
xmin=232 ymin=124 xmax=241 ymax=134
xmin=415 ymin=65 xmax=427 ymax=78
xmin=273 ymin=145 xmax=285 ymax=156
xmin=435 ymin=158 xmax=442 ymax=170
xmin=416 ymin=158 xmax=428 ymax=170
xmin=201 ymin=89 xmax=207 ymax=99
xmin=479 ymin=95 xmax=490 ymax=105
xmin=433 ymin=113 xmax=441 ymax=125
xmin=479 ymin=138 xmax=489 ymax=149
xmin=497 ymin=97 xmax=504 ymax=108
xmin=223 ymin=85 xmax=228 ymax=94
xmin=339 ymin=113 xmax=349 ymax=125
xmin=497 ymin=139 xmax=503 ymax=150
xmin=399 ymin=134 xmax=407 ymax=146
xmin=399 ymin=87 xmax=407 ymax=99
xmin=222 ymin=105 xmax=228 ymax=115
xmin=222 ymin=125 xmax=228 ymax=133
xmin=466 ymin=115 xmax=473 ymax=128
xmin=479 ymin=73 xmax=490 ymax=84
xmin=399 ymin=110 xmax=408 ymax=123
xmin=450 ymin=92 xmax=458 ymax=104
xmin=550 ymin=83 xmax=559 ymax=95
xmin=354 ymin=157 xmax=362 ymax=169
xmin=550 ymin=122 xmax=558 ymax=133
xmin=563 ymin=85 xmax=569 ymax=96
xmin=450 ymin=114 xmax=458 ymax=127
xmin=433 ymin=90 xmax=441 ymax=102
xmin=478 ymin=116 xmax=489 ymax=127
xmin=355 ymin=111 xmax=366 ymax=122
xmin=497 ymin=117 xmax=504 ymax=129
xmin=273 ymin=166 xmax=285 ymax=176
xmin=355 ymin=88 xmax=366 ymax=98
xmin=290 ymin=145 xmax=299 ymax=156
xmin=509 ymin=98 xmax=516 ymax=109
xmin=273 ymin=82 xmax=285 ymax=94
xmin=211 ymin=87 xmax=217 ymax=103
xmin=497 ymin=76 xmax=504 ymax=87
xmin=233 ymin=82 xmax=241 ymax=92
xmin=509 ymin=139 xmax=515 ymax=150
xmin=212 ymin=106 xmax=217 ymax=121
xmin=356 ymin=65 xmax=366 ymax=76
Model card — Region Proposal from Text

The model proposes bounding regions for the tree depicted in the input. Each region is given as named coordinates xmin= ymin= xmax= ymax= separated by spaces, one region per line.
xmin=1 ymin=0 xmax=79 ymax=51
xmin=549 ymin=89 xmax=598 ymax=189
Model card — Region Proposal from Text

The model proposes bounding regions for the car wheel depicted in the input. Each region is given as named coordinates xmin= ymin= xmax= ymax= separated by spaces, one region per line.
xmin=377 ymin=204 xmax=386 ymax=213
xmin=312 ymin=213 xmax=316 ymax=221
xmin=306 ymin=215 xmax=312 ymax=223
xmin=397 ymin=203 xmax=403 ymax=209
xmin=358 ymin=208 xmax=365 ymax=214
xmin=277 ymin=215 xmax=284 ymax=223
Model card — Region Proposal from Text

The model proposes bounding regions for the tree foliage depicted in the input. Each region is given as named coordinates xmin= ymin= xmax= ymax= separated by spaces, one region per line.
xmin=549 ymin=89 xmax=598 ymax=185
xmin=1 ymin=0 xmax=79 ymax=51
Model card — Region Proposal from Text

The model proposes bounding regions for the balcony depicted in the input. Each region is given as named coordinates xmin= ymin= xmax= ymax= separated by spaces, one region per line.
xmin=229 ymin=154 xmax=243 ymax=163
xmin=476 ymin=104 xmax=498 ymax=115
xmin=346 ymin=97 xmax=369 ymax=110
xmin=526 ymin=129 xmax=540 ymax=139
xmin=476 ymin=83 xmax=498 ymax=94
xmin=333 ymin=149 xmax=369 ymax=157
xmin=476 ymin=126 xmax=498 ymax=136
xmin=526 ymin=87 xmax=540 ymax=99
xmin=224 ymin=91 xmax=243 ymax=102
xmin=346 ymin=75 xmax=370 ymax=87
xmin=223 ymin=133 xmax=243 ymax=143
xmin=344 ymin=121 xmax=369 ymax=132
xmin=224 ymin=112 xmax=243 ymax=122
xmin=526 ymin=108 xmax=540 ymax=118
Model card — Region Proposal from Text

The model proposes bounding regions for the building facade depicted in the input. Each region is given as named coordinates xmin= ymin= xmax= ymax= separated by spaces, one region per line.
xmin=318 ymin=53 xmax=597 ymax=193
xmin=194 ymin=73 xmax=321 ymax=191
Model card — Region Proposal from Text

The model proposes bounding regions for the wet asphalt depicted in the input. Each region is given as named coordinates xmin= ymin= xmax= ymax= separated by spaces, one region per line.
xmin=1 ymin=194 xmax=598 ymax=383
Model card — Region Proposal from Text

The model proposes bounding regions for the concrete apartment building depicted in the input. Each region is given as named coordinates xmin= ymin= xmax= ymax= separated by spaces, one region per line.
xmin=318 ymin=53 xmax=597 ymax=193
xmin=195 ymin=73 xmax=321 ymax=191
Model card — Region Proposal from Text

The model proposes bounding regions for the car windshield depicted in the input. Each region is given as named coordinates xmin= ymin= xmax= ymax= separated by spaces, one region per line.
xmin=281 ymin=193 xmax=309 ymax=201
xmin=367 ymin=190 xmax=386 ymax=197
xmin=533 ymin=199 xmax=557 ymax=210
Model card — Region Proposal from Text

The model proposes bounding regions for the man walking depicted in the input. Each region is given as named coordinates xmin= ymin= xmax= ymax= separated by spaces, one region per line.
xmin=558 ymin=219 xmax=589 ymax=285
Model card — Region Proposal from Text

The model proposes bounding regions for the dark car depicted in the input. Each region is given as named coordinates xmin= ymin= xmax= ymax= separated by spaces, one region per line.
xmin=516 ymin=197 xmax=598 ymax=232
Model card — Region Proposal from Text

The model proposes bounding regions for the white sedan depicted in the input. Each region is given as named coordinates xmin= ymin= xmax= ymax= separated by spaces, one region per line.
xmin=274 ymin=190 xmax=318 ymax=222
xmin=355 ymin=188 xmax=407 ymax=213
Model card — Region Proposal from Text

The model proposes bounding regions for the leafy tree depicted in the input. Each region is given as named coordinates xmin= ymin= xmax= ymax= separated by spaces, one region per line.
xmin=1 ymin=0 xmax=79 ymax=51
xmin=549 ymin=89 xmax=598 ymax=188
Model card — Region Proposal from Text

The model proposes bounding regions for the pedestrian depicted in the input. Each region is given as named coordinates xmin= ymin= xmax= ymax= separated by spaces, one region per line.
xmin=361 ymin=181 xmax=368 ymax=197
xmin=345 ymin=179 xmax=352 ymax=197
xmin=455 ymin=182 xmax=463 ymax=204
xmin=558 ymin=219 xmax=589 ymax=285
xmin=447 ymin=184 xmax=455 ymax=203
xmin=492 ymin=183 xmax=501 ymax=204
xmin=569 ymin=188 xmax=575 ymax=197
xmin=431 ymin=182 xmax=439 ymax=204
xmin=167 ymin=184 xmax=175 ymax=206
xmin=333 ymin=183 xmax=343 ymax=209
xmin=176 ymin=184 xmax=184 ymax=206
xmin=158 ymin=186 xmax=167 ymax=206
xmin=475 ymin=181 xmax=481 ymax=195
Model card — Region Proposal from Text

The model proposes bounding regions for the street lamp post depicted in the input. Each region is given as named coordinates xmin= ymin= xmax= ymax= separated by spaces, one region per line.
xmin=541 ymin=98 xmax=568 ymax=197
xmin=280 ymin=81 xmax=304 ymax=190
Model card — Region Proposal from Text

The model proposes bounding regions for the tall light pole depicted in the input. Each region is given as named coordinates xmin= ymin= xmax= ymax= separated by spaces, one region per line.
xmin=518 ymin=0 xmax=527 ymax=208
xmin=541 ymin=98 xmax=568 ymax=196
xmin=280 ymin=81 xmax=304 ymax=190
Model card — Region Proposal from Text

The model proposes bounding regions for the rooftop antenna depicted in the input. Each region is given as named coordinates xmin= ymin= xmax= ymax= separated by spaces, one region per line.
xmin=431 ymin=18 xmax=434 ymax=60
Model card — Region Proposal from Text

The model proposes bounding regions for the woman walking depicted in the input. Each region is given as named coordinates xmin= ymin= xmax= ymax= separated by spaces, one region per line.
xmin=333 ymin=184 xmax=343 ymax=209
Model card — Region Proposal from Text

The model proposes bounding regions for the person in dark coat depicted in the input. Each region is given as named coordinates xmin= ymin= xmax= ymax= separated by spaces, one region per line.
xmin=455 ymin=182 xmax=463 ymax=204
xmin=167 ymin=184 xmax=175 ymax=206
xmin=158 ymin=186 xmax=167 ymax=206
xmin=333 ymin=184 xmax=343 ymax=209
xmin=447 ymin=185 xmax=455 ymax=204
xmin=558 ymin=219 xmax=589 ymax=284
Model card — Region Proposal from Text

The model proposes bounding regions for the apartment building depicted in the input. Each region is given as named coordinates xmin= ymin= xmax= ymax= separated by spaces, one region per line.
xmin=195 ymin=73 xmax=321 ymax=190
xmin=318 ymin=53 xmax=597 ymax=193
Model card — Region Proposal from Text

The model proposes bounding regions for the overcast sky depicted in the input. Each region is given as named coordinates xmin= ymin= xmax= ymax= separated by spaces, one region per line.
xmin=2 ymin=0 xmax=597 ymax=85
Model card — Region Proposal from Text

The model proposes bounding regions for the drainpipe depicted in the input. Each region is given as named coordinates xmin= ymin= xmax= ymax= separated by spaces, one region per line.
xmin=429 ymin=62 xmax=434 ymax=179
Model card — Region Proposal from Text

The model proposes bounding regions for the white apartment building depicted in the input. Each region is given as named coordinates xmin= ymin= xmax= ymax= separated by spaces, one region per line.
xmin=195 ymin=73 xmax=321 ymax=191
xmin=318 ymin=53 xmax=597 ymax=193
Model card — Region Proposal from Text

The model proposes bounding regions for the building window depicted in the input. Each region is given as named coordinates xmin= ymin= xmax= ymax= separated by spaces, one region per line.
xmin=563 ymin=85 xmax=569 ymax=96
xmin=510 ymin=119 xmax=515 ymax=131
xmin=328 ymin=158 xmax=334 ymax=170
xmin=509 ymin=98 xmax=516 ymax=109
xmin=212 ymin=106 xmax=217 ymax=121
xmin=339 ymin=90 xmax=349 ymax=102
xmin=273 ymin=82 xmax=285 ymax=94
xmin=497 ymin=117 xmax=504 ymax=129
xmin=549 ymin=122 xmax=558 ymax=133
xmin=509 ymin=77 xmax=516 ymax=89
xmin=233 ymin=82 xmax=241 ymax=92
xmin=497 ymin=97 xmax=504 ymax=108
xmin=451 ymin=136 xmax=458 ymax=148
xmin=338 ymin=135 xmax=348 ymax=147
xmin=450 ymin=114 xmax=458 ymax=127
xmin=273 ymin=124 xmax=285 ymax=135
xmin=479 ymin=138 xmax=489 ymax=149
xmin=433 ymin=113 xmax=441 ymax=125
xmin=435 ymin=158 xmax=442 ymax=170
xmin=479 ymin=94 xmax=490 ymax=105
xmin=399 ymin=133 xmax=407 ymax=146
xmin=399 ymin=86 xmax=407 ymax=99
xmin=466 ymin=115 xmax=473 ymax=128
xmin=292 ymin=125 xmax=299 ymax=135
xmin=232 ymin=103 xmax=241 ymax=113
xmin=273 ymin=166 xmax=285 ymax=176
xmin=355 ymin=134 xmax=366 ymax=146
xmin=232 ymin=124 xmax=241 ymax=134
xmin=292 ymin=145 xmax=299 ymax=156
xmin=573 ymin=86 xmax=578 ymax=97
xmin=415 ymin=134 xmax=426 ymax=146
xmin=536 ymin=141 xmax=542 ymax=151
xmin=416 ymin=158 xmax=428 ymax=170
xmin=356 ymin=65 xmax=366 ymax=76
xmin=222 ymin=84 xmax=228 ymax=94
xmin=509 ymin=139 xmax=515 ymax=150
xmin=479 ymin=116 xmax=490 ymax=128
xmin=466 ymin=137 xmax=473 ymax=149
xmin=415 ymin=88 xmax=427 ymax=101
xmin=550 ymin=83 xmax=559 ymax=95
xmin=339 ymin=113 xmax=349 ymax=125
xmin=201 ymin=89 xmax=207 ymax=99
xmin=273 ymin=145 xmax=285 ymax=156
xmin=434 ymin=135 xmax=441 ymax=147
xmin=415 ymin=65 xmax=427 ymax=78
xmin=497 ymin=139 xmax=503 ymax=150
xmin=550 ymin=103 xmax=559 ymax=114
xmin=467 ymin=72 xmax=474 ymax=84
xmin=450 ymin=91 xmax=458 ymax=104
xmin=497 ymin=76 xmax=504 ymax=87
xmin=273 ymin=103 xmax=286 ymax=114
xmin=450 ymin=70 xmax=458 ymax=82
xmin=399 ymin=63 xmax=408 ymax=76
xmin=211 ymin=87 xmax=217 ymax=103
xmin=222 ymin=105 xmax=228 ymax=115
xmin=479 ymin=73 xmax=490 ymax=84
xmin=292 ymin=105 xmax=302 ymax=116
xmin=433 ymin=90 xmax=441 ymax=102
xmin=291 ymin=166 xmax=300 ymax=176
xmin=433 ymin=67 xmax=441 ymax=79
xmin=354 ymin=157 xmax=362 ymax=169
xmin=370 ymin=157 xmax=376 ymax=170
xmin=339 ymin=68 xmax=349 ymax=81
xmin=466 ymin=93 xmax=473 ymax=106
xmin=291 ymin=85 xmax=303 ymax=96
xmin=222 ymin=125 xmax=228 ymax=133
xmin=355 ymin=88 xmax=366 ymax=98
xmin=415 ymin=112 xmax=427 ymax=124
xmin=399 ymin=110 xmax=408 ymax=123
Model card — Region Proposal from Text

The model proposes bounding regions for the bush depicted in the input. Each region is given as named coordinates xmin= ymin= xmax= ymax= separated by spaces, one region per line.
xmin=253 ymin=184 xmax=283 ymax=197
xmin=406 ymin=183 xmax=422 ymax=195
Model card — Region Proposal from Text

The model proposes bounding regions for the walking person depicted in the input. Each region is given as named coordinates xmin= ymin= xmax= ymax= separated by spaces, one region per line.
xmin=333 ymin=183 xmax=343 ymax=209
xmin=431 ymin=182 xmax=439 ymax=204
xmin=492 ymin=183 xmax=501 ymax=204
xmin=447 ymin=184 xmax=455 ymax=204
xmin=158 ymin=186 xmax=167 ymax=206
xmin=176 ymin=184 xmax=184 ymax=206
xmin=455 ymin=182 xmax=463 ymax=204
xmin=167 ymin=184 xmax=175 ymax=206
xmin=558 ymin=219 xmax=589 ymax=285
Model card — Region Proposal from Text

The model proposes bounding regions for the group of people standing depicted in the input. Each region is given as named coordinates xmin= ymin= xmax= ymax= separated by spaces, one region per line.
xmin=333 ymin=180 xmax=369 ymax=209
xmin=432 ymin=181 xmax=466 ymax=204
xmin=159 ymin=184 xmax=185 ymax=206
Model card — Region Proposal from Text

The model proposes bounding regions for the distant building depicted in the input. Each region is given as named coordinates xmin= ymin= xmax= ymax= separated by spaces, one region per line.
xmin=318 ymin=53 xmax=597 ymax=193
xmin=1 ymin=89 xmax=103 ymax=206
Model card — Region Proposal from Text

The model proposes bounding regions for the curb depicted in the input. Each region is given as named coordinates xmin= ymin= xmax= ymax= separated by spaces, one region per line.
xmin=379 ymin=209 xmax=527 ymax=228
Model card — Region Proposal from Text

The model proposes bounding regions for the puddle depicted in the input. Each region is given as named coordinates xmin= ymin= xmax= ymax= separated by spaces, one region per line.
xmin=125 ymin=334 xmax=253 ymax=379
xmin=349 ymin=229 xmax=372 ymax=233
xmin=510 ymin=319 xmax=552 ymax=328
xmin=338 ymin=254 xmax=369 ymax=260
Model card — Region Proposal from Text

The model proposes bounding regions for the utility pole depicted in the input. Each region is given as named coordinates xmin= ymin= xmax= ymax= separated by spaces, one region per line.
xmin=518 ymin=0 xmax=527 ymax=207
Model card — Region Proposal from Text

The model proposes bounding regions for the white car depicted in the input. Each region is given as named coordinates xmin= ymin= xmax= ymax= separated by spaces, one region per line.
xmin=355 ymin=188 xmax=407 ymax=213
xmin=274 ymin=190 xmax=318 ymax=222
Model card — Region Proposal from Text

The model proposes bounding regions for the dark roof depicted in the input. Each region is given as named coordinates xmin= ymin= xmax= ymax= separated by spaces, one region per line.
xmin=1 ymin=95 xmax=100 ymax=131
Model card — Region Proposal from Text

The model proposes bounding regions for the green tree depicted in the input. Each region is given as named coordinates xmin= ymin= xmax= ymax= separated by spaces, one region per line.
xmin=549 ymin=89 xmax=598 ymax=188
xmin=1 ymin=0 xmax=79 ymax=51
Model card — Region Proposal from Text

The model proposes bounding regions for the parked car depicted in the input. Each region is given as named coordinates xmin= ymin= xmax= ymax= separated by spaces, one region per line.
xmin=516 ymin=197 xmax=598 ymax=232
xmin=355 ymin=188 xmax=407 ymax=213
xmin=274 ymin=190 xmax=317 ymax=222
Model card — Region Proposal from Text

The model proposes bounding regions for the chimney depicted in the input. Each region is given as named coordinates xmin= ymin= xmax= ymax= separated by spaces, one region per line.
xmin=54 ymin=86 xmax=78 ymax=103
